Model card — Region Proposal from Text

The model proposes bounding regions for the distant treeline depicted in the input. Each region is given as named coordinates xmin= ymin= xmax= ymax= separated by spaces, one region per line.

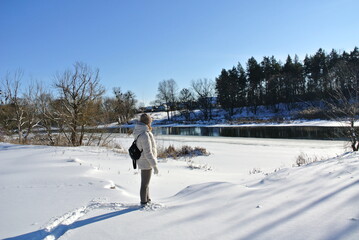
xmin=216 ymin=47 xmax=359 ymax=115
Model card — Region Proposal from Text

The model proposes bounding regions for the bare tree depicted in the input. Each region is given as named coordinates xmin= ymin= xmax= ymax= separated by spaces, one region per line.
xmin=0 ymin=88 xmax=4 ymax=105
xmin=113 ymin=88 xmax=137 ymax=124
xmin=35 ymin=83 xmax=59 ymax=145
xmin=53 ymin=62 xmax=105 ymax=146
xmin=21 ymin=81 xmax=42 ymax=143
xmin=326 ymin=61 xmax=359 ymax=151
xmin=101 ymin=97 xmax=118 ymax=123
xmin=191 ymin=78 xmax=215 ymax=121
xmin=0 ymin=83 xmax=12 ymax=137
xmin=156 ymin=79 xmax=178 ymax=121
xmin=1 ymin=70 xmax=27 ymax=143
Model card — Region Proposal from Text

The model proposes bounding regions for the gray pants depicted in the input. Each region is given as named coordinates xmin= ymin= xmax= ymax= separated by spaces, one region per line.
xmin=140 ymin=169 xmax=152 ymax=203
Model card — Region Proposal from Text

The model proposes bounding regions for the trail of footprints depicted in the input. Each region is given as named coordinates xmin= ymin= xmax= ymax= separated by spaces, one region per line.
xmin=42 ymin=200 xmax=164 ymax=240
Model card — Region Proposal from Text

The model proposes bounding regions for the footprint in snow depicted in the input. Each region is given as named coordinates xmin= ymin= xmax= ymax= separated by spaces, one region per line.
xmin=140 ymin=203 xmax=165 ymax=211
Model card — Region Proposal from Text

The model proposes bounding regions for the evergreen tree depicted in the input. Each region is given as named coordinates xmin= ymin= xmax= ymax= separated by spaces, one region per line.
xmin=327 ymin=49 xmax=341 ymax=91
xmin=215 ymin=66 xmax=243 ymax=116
xmin=215 ymin=69 xmax=231 ymax=113
xmin=293 ymin=55 xmax=305 ymax=99
xmin=261 ymin=56 xmax=281 ymax=107
xmin=237 ymin=63 xmax=247 ymax=108
xmin=246 ymin=57 xmax=263 ymax=114
xmin=282 ymin=55 xmax=296 ymax=105
xmin=304 ymin=54 xmax=316 ymax=100
xmin=281 ymin=55 xmax=305 ymax=108
xmin=305 ymin=48 xmax=328 ymax=99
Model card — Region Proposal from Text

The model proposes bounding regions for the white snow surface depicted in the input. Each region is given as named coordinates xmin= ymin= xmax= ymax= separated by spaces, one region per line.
xmin=1 ymin=135 xmax=359 ymax=240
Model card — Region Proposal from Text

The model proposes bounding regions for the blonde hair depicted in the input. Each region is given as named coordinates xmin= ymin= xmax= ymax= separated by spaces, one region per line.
xmin=140 ymin=113 xmax=152 ymax=131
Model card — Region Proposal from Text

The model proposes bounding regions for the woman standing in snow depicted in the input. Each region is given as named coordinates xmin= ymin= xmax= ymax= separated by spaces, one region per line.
xmin=133 ymin=113 xmax=159 ymax=206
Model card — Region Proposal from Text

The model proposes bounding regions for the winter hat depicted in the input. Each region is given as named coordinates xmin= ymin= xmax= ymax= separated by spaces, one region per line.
xmin=140 ymin=113 xmax=152 ymax=125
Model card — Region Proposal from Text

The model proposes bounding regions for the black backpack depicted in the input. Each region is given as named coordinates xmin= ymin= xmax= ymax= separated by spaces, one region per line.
xmin=128 ymin=134 xmax=144 ymax=169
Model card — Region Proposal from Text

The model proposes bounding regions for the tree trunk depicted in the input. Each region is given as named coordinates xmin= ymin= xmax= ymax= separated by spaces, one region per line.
xmin=71 ymin=125 xmax=77 ymax=146
xmin=79 ymin=125 xmax=85 ymax=146
xmin=350 ymin=120 xmax=358 ymax=151
xmin=166 ymin=109 xmax=170 ymax=121
xmin=17 ymin=123 xmax=23 ymax=144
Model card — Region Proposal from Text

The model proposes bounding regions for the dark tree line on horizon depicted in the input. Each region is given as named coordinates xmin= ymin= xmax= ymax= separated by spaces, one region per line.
xmin=216 ymin=47 xmax=359 ymax=115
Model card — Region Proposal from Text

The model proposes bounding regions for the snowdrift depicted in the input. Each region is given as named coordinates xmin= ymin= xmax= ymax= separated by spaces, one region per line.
xmin=0 ymin=138 xmax=358 ymax=240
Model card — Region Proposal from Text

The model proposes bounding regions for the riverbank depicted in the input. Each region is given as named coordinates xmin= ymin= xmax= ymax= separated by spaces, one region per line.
xmin=118 ymin=108 xmax=358 ymax=128
xmin=108 ymin=111 xmax=356 ymax=140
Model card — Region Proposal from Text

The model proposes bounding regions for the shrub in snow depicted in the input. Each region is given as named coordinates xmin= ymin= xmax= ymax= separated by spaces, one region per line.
xmin=158 ymin=144 xmax=210 ymax=159
xmin=295 ymin=152 xmax=323 ymax=166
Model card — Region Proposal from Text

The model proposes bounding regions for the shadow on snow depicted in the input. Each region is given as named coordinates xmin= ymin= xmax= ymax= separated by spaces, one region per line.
xmin=4 ymin=207 xmax=138 ymax=240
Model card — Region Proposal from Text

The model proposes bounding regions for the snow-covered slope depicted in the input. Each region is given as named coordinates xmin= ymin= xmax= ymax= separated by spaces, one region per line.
xmin=0 ymin=136 xmax=358 ymax=240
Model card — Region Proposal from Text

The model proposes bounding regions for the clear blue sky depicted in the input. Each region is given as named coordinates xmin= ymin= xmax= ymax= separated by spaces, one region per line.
xmin=1 ymin=0 xmax=358 ymax=105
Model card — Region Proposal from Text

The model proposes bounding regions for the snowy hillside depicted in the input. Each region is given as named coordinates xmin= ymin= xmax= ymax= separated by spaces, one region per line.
xmin=1 ymin=135 xmax=358 ymax=240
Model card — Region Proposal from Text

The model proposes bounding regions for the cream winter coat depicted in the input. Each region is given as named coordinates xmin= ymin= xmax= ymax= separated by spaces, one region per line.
xmin=133 ymin=122 xmax=158 ymax=170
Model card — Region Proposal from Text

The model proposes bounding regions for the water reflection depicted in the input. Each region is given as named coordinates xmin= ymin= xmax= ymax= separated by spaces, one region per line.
xmin=152 ymin=126 xmax=349 ymax=140
xmin=113 ymin=126 xmax=350 ymax=140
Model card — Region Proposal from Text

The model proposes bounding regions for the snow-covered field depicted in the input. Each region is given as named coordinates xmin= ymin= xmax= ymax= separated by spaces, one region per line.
xmin=1 ymin=134 xmax=359 ymax=240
